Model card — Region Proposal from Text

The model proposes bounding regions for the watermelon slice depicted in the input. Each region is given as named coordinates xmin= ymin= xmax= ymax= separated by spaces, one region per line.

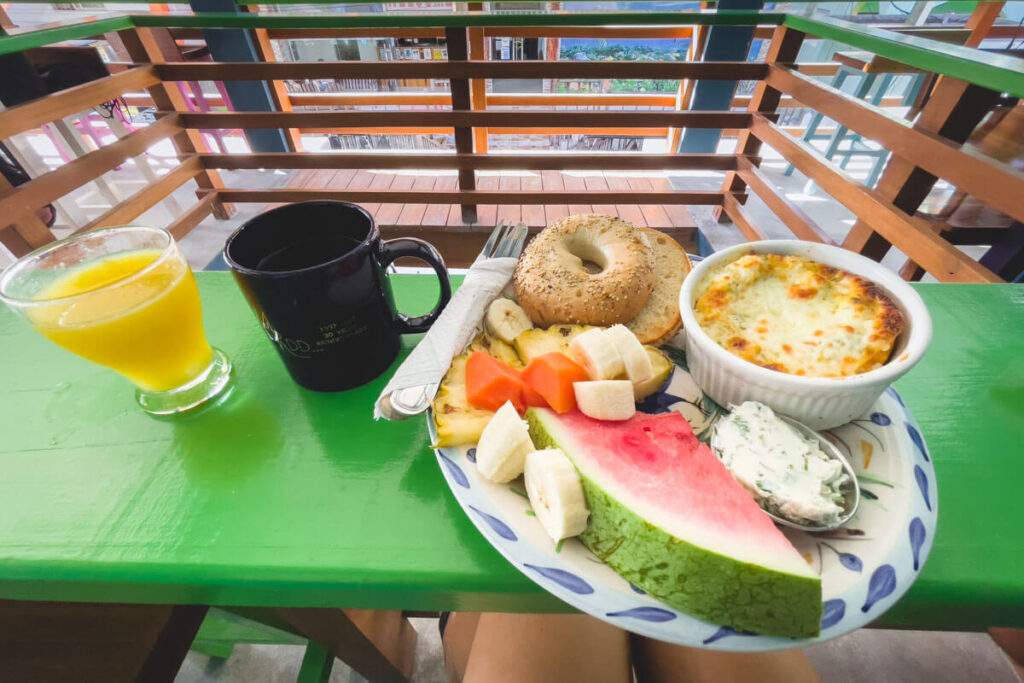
xmin=526 ymin=407 xmax=822 ymax=638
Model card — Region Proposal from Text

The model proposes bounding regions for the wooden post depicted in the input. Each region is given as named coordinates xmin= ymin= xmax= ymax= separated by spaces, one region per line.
xmin=0 ymin=174 xmax=53 ymax=257
xmin=468 ymin=2 xmax=487 ymax=155
xmin=251 ymin=27 xmax=304 ymax=153
xmin=841 ymin=1 xmax=1005 ymax=260
xmin=117 ymin=27 xmax=234 ymax=219
xmin=714 ymin=26 xmax=805 ymax=222
xmin=446 ymin=26 xmax=477 ymax=224
xmin=840 ymin=78 xmax=1001 ymax=259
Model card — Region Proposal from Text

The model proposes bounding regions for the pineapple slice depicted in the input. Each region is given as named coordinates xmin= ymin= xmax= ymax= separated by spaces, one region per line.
xmin=512 ymin=324 xmax=597 ymax=365
xmin=432 ymin=354 xmax=494 ymax=448
xmin=468 ymin=332 xmax=523 ymax=369
xmin=634 ymin=347 xmax=673 ymax=400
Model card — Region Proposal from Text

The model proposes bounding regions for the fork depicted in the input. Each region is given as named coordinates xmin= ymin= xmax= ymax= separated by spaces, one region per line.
xmin=386 ymin=220 xmax=529 ymax=418
xmin=475 ymin=220 xmax=529 ymax=264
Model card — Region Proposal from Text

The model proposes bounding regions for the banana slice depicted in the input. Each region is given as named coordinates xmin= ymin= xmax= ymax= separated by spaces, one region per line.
xmin=573 ymin=380 xmax=636 ymax=421
xmin=605 ymin=324 xmax=654 ymax=384
xmin=525 ymin=448 xmax=590 ymax=543
xmin=485 ymin=298 xmax=533 ymax=344
xmin=475 ymin=401 xmax=535 ymax=483
xmin=569 ymin=327 xmax=623 ymax=380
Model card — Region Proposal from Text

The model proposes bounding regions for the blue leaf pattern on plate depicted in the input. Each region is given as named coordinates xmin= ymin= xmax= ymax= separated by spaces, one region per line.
xmin=838 ymin=550 xmax=864 ymax=573
xmin=886 ymin=386 xmax=905 ymax=406
xmin=629 ymin=583 xmax=647 ymax=595
xmin=862 ymin=564 xmax=897 ymax=613
xmin=869 ymin=412 xmax=891 ymax=426
xmin=914 ymin=465 xmax=931 ymax=511
xmin=702 ymin=626 xmax=755 ymax=645
xmin=909 ymin=517 xmax=926 ymax=571
xmin=439 ymin=453 xmax=470 ymax=489
xmin=703 ymin=626 xmax=738 ymax=645
xmin=466 ymin=448 xmax=477 ymax=463
xmin=607 ymin=607 xmax=676 ymax=623
xmin=821 ymin=599 xmax=846 ymax=629
xmin=637 ymin=391 xmax=683 ymax=415
xmin=861 ymin=489 xmax=879 ymax=500
xmin=823 ymin=542 xmax=863 ymax=573
xmin=906 ymin=423 xmax=929 ymax=461
xmin=523 ymin=564 xmax=594 ymax=595
xmin=469 ymin=506 xmax=517 ymax=541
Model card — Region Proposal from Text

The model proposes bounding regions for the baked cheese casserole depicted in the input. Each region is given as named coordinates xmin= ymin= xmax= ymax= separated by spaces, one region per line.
xmin=694 ymin=253 xmax=904 ymax=377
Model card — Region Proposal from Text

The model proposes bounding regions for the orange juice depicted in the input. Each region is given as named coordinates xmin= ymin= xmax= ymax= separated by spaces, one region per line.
xmin=31 ymin=249 xmax=214 ymax=392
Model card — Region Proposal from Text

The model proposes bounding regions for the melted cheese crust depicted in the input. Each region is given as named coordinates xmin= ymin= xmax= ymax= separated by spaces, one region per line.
xmin=695 ymin=254 xmax=904 ymax=377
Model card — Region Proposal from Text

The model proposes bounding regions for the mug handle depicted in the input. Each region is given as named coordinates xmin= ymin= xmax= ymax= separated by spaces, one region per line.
xmin=377 ymin=237 xmax=452 ymax=334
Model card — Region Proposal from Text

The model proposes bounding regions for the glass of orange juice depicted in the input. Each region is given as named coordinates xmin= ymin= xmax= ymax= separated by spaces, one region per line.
xmin=0 ymin=226 xmax=231 ymax=415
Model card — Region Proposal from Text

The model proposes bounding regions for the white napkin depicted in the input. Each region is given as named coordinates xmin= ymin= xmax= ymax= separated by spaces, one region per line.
xmin=374 ymin=257 xmax=518 ymax=420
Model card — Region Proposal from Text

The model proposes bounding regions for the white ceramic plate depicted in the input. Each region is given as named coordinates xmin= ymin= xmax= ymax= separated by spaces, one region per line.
xmin=430 ymin=346 xmax=937 ymax=651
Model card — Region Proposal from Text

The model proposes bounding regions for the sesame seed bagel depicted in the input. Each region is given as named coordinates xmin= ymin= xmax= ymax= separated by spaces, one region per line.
xmin=513 ymin=214 xmax=656 ymax=327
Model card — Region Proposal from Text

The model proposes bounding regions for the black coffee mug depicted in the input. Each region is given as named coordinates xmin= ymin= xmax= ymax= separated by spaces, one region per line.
xmin=224 ymin=201 xmax=451 ymax=391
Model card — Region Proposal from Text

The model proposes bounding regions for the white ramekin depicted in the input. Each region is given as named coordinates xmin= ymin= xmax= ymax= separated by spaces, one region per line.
xmin=678 ymin=240 xmax=932 ymax=430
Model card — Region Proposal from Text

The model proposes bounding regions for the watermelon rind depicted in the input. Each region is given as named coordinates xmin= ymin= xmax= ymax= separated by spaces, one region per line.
xmin=527 ymin=408 xmax=823 ymax=639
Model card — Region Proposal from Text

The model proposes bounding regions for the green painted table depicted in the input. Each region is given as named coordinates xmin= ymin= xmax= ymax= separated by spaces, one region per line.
xmin=0 ymin=274 xmax=1021 ymax=631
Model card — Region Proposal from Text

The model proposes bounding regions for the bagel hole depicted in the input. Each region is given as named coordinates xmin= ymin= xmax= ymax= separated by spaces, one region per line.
xmin=568 ymin=239 xmax=608 ymax=275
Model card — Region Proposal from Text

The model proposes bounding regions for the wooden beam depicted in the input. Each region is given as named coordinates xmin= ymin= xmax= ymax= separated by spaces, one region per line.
xmin=265 ymin=27 xmax=443 ymax=40
xmin=216 ymin=189 xmax=727 ymax=205
xmin=119 ymin=27 xmax=232 ymax=219
xmin=468 ymin=2 xmax=487 ymax=155
xmin=156 ymin=61 xmax=768 ymax=81
xmin=716 ymin=25 xmax=805 ymax=222
xmin=0 ymin=175 xmax=53 ymax=253
xmin=964 ymin=1 xmax=1004 ymax=47
xmin=251 ymin=26 xmax=303 ymax=152
xmin=0 ymin=66 xmax=159 ymax=141
xmin=735 ymin=157 xmax=833 ymax=244
xmin=197 ymin=153 xmax=743 ymax=171
xmin=76 ymin=157 xmax=203 ymax=233
xmin=166 ymin=191 xmax=217 ymax=239
xmin=843 ymin=0 xmax=1006 ymax=263
xmin=841 ymin=78 xmax=1003 ymax=258
xmin=0 ymin=115 xmax=182 ymax=225
xmin=482 ymin=26 xmax=695 ymax=39
xmin=273 ymin=609 xmax=415 ymax=683
xmin=446 ymin=26 xmax=476 ymax=223
xmin=179 ymin=111 xmax=752 ymax=130
xmin=722 ymin=192 xmax=768 ymax=241
xmin=767 ymin=66 xmax=1024 ymax=225
xmin=750 ymin=114 xmax=1002 ymax=284
xmin=288 ymin=93 xmax=451 ymax=107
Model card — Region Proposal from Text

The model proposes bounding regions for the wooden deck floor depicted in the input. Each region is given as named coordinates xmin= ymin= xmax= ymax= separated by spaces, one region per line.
xmin=280 ymin=168 xmax=699 ymax=267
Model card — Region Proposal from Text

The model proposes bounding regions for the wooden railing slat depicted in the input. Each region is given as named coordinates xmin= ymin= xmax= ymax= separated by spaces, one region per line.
xmin=0 ymin=115 xmax=182 ymax=225
xmin=736 ymin=157 xmax=833 ymax=244
xmin=216 ymin=189 xmax=726 ymax=206
xmin=0 ymin=66 xmax=160 ymax=141
xmin=76 ymin=157 xmax=203 ymax=233
xmin=179 ymin=111 xmax=751 ymax=130
xmin=767 ymin=65 xmax=1024 ymax=224
xmin=156 ymin=61 xmax=768 ymax=81
xmin=722 ymin=193 xmax=769 ymax=241
xmin=749 ymin=114 xmax=1002 ymax=284
xmin=197 ymin=153 xmax=744 ymax=171
xmin=166 ymin=192 xmax=217 ymax=240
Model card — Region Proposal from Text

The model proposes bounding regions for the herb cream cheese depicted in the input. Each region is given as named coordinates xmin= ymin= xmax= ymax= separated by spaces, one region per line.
xmin=712 ymin=401 xmax=849 ymax=526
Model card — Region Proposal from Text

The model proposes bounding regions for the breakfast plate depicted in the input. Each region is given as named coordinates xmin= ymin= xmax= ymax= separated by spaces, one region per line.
xmin=429 ymin=346 xmax=937 ymax=651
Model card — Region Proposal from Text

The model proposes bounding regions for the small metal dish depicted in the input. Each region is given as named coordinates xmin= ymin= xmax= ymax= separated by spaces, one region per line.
xmin=711 ymin=414 xmax=861 ymax=533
